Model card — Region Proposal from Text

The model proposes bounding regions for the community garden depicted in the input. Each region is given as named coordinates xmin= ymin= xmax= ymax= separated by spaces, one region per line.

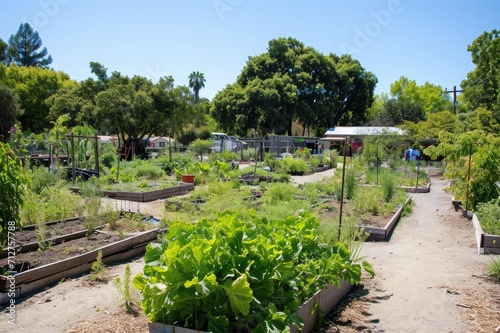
xmin=0 ymin=116 xmax=499 ymax=332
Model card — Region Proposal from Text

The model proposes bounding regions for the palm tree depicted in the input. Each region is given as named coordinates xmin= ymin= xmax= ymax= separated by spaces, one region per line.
xmin=188 ymin=71 xmax=206 ymax=104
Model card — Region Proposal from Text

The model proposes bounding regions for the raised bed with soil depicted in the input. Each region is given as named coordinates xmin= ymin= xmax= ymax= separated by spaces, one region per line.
xmin=451 ymin=199 xmax=500 ymax=255
xmin=0 ymin=216 xmax=162 ymax=305
xmin=318 ymin=197 xmax=412 ymax=241
xmin=102 ymin=182 xmax=195 ymax=202
xmin=472 ymin=213 xmax=500 ymax=255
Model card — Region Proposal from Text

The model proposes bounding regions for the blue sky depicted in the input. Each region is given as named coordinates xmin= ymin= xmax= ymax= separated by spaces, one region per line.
xmin=1 ymin=1 xmax=499 ymax=101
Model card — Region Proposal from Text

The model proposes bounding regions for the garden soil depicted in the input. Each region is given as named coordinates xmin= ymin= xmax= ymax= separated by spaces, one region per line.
xmin=1 ymin=167 xmax=499 ymax=333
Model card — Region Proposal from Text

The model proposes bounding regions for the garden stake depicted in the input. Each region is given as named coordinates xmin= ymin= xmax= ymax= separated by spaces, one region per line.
xmin=338 ymin=136 xmax=348 ymax=241
xmin=465 ymin=143 xmax=472 ymax=215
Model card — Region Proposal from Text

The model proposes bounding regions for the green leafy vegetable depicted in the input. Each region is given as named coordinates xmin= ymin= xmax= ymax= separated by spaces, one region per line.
xmin=134 ymin=211 xmax=370 ymax=332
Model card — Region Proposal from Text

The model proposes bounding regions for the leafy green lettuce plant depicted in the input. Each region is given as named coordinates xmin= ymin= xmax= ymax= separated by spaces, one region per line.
xmin=133 ymin=211 xmax=373 ymax=332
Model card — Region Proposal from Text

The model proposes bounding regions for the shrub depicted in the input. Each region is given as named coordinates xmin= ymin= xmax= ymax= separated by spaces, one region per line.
xmin=101 ymin=152 xmax=116 ymax=168
xmin=281 ymin=157 xmax=309 ymax=175
xmin=29 ymin=166 xmax=59 ymax=194
xmin=265 ymin=182 xmax=297 ymax=204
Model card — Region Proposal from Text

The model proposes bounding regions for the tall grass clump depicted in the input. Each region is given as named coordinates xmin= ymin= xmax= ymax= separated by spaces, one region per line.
xmin=488 ymin=256 xmax=500 ymax=281
xmin=344 ymin=168 xmax=362 ymax=200
xmin=380 ymin=172 xmax=396 ymax=203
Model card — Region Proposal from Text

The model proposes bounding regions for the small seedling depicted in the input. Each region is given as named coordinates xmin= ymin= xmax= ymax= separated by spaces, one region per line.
xmin=90 ymin=250 xmax=106 ymax=281
xmin=113 ymin=264 xmax=139 ymax=315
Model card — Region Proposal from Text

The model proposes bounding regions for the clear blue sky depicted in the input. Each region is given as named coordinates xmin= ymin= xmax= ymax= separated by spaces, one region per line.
xmin=1 ymin=1 xmax=499 ymax=100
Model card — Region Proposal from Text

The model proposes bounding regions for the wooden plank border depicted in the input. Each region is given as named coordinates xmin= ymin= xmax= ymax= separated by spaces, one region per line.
xmin=103 ymin=183 xmax=195 ymax=202
xmin=361 ymin=197 xmax=412 ymax=241
xmin=148 ymin=280 xmax=352 ymax=333
xmin=472 ymin=213 xmax=500 ymax=255
xmin=0 ymin=229 xmax=160 ymax=293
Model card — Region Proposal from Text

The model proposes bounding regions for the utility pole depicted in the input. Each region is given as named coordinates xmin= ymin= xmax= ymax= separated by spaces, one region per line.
xmin=444 ymin=86 xmax=464 ymax=114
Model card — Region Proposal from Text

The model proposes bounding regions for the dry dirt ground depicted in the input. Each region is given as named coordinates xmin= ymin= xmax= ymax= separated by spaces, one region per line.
xmin=1 ymin=167 xmax=499 ymax=333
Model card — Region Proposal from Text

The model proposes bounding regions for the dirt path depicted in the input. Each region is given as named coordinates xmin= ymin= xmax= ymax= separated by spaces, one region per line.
xmin=1 ymin=168 xmax=498 ymax=333
xmin=326 ymin=172 xmax=500 ymax=332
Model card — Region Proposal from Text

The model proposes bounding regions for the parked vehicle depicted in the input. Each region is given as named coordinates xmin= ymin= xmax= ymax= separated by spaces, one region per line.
xmin=212 ymin=132 xmax=237 ymax=152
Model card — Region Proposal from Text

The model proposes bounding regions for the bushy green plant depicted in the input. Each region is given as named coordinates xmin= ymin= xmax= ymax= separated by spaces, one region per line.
xmin=265 ymin=182 xmax=297 ymax=204
xmin=133 ymin=212 xmax=373 ymax=332
xmin=353 ymin=186 xmax=382 ymax=215
xmin=101 ymin=152 xmax=116 ymax=169
xmin=476 ymin=198 xmax=500 ymax=235
xmin=216 ymin=150 xmax=239 ymax=163
xmin=0 ymin=142 xmax=30 ymax=249
xmin=41 ymin=187 xmax=83 ymax=222
xmin=28 ymin=166 xmax=59 ymax=194
xmin=281 ymin=157 xmax=309 ymax=175
xmin=310 ymin=155 xmax=320 ymax=167
xmin=294 ymin=147 xmax=311 ymax=159
xmin=323 ymin=149 xmax=338 ymax=169
xmin=264 ymin=153 xmax=281 ymax=171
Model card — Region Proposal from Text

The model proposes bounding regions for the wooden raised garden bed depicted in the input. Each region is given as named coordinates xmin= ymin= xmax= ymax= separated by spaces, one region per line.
xmin=400 ymin=182 xmax=431 ymax=193
xmin=0 ymin=227 xmax=161 ymax=305
xmin=472 ymin=213 xmax=500 ymax=255
xmin=359 ymin=197 xmax=412 ymax=241
xmin=102 ymin=182 xmax=195 ymax=202
xmin=451 ymin=199 xmax=499 ymax=254
xmin=148 ymin=280 xmax=352 ymax=333
xmin=0 ymin=217 xmax=94 ymax=259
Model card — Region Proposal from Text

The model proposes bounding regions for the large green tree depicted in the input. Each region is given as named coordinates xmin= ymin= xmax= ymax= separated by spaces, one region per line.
xmin=94 ymin=68 xmax=195 ymax=157
xmin=8 ymin=23 xmax=53 ymax=68
xmin=0 ymin=84 xmax=23 ymax=140
xmin=0 ymin=64 xmax=76 ymax=133
xmin=211 ymin=37 xmax=376 ymax=138
xmin=188 ymin=71 xmax=205 ymax=104
xmin=370 ymin=76 xmax=451 ymax=125
xmin=461 ymin=29 xmax=500 ymax=120
xmin=0 ymin=38 xmax=8 ymax=65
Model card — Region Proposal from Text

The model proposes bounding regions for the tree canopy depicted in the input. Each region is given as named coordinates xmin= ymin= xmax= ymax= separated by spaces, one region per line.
xmin=368 ymin=76 xmax=453 ymax=126
xmin=461 ymin=29 xmax=500 ymax=121
xmin=0 ymin=64 xmax=75 ymax=133
xmin=211 ymin=37 xmax=377 ymax=138
xmin=7 ymin=23 xmax=53 ymax=68
xmin=0 ymin=84 xmax=23 ymax=139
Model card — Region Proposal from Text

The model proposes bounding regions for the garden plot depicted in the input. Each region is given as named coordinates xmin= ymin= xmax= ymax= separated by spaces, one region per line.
xmin=101 ymin=181 xmax=195 ymax=202
xmin=0 ymin=214 xmax=162 ymax=305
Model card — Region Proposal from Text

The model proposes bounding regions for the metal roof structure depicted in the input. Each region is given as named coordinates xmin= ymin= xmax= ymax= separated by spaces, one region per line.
xmin=322 ymin=126 xmax=405 ymax=138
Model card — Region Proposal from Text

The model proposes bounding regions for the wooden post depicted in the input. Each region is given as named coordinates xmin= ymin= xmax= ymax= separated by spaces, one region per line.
xmin=94 ymin=135 xmax=99 ymax=177
xmin=338 ymin=136 xmax=348 ymax=241
xmin=70 ymin=133 xmax=75 ymax=184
